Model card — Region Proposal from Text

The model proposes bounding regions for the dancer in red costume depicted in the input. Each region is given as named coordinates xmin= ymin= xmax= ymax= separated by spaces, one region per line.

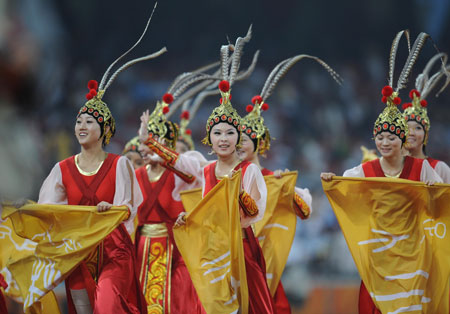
xmin=239 ymin=54 xmax=340 ymax=313
xmin=402 ymin=52 xmax=450 ymax=183
xmin=321 ymin=31 xmax=442 ymax=314
xmin=37 ymin=15 xmax=167 ymax=313
xmin=123 ymin=136 xmax=145 ymax=170
xmin=140 ymin=26 xmax=276 ymax=313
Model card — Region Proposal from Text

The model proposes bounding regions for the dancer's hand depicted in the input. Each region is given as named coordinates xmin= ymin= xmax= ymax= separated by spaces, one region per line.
xmin=174 ymin=212 xmax=187 ymax=227
xmin=138 ymin=110 xmax=150 ymax=143
xmin=97 ymin=201 xmax=113 ymax=212
xmin=273 ymin=168 xmax=289 ymax=178
xmin=424 ymin=179 xmax=437 ymax=186
xmin=320 ymin=172 xmax=336 ymax=181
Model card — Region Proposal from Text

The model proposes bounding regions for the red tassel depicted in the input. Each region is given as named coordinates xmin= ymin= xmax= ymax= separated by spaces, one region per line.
xmin=420 ymin=99 xmax=428 ymax=107
xmin=163 ymin=93 xmax=174 ymax=104
xmin=261 ymin=103 xmax=269 ymax=111
xmin=409 ymin=89 xmax=420 ymax=99
xmin=218 ymin=80 xmax=230 ymax=92
xmin=393 ymin=97 xmax=401 ymax=105
xmin=381 ymin=86 xmax=393 ymax=97
xmin=162 ymin=106 xmax=170 ymax=114
xmin=402 ymin=103 xmax=412 ymax=110
xmin=181 ymin=110 xmax=190 ymax=120
xmin=251 ymin=95 xmax=263 ymax=105
xmin=87 ymin=80 xmax=98 ymax=90
xmin=246 ymin=105 xmax=254 ymax=112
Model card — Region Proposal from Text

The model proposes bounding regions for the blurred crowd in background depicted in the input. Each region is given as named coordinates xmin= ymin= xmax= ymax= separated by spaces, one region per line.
xmin=1 ymin=0 xmax=449 ymax=312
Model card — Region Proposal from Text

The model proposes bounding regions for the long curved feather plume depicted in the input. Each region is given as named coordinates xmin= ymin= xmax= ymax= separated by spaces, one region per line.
xmin=171 ymin=73 xmax=222 ymax=99
xmin=261 ymin=55 xmax=342 ymax=101
xmin=99 ymin=2 xmax=158 ymax=90
xmin=229 ymin=24 xmax=253 ymax=85
xmin=388 ymin=30 xmax=410 ymax=87
xmin=220 ymin=45 xmax=230 ymax=80
xmin=260 ymin=59 xmax=290 ymax=98
xmin=104 ymin=47 xmax=167 ymax=90
xmin=396 ymin=32 xmax=430 ymax=92
xmin=416 ymin=53 xmax=447 ymax=97
xmin=167 ymin=61 xmax=220 ymax=93
xmin=235 ymin=50 xmax=260 ymax=81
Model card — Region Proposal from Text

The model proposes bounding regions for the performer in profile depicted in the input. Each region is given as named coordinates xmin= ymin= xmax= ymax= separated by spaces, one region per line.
xmin=402 ymin=52 xmax=450 ymax=183
xmin=122 ymin=136 xmax=144 ymax=170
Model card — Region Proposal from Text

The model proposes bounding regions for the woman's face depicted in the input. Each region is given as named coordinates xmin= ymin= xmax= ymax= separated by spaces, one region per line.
xmin=406 ymin=121 xmax=425 ymax=151
xmin=210 ymin=122 xmax=239 ymax=158
xmin=238 ymin=133 xmax=256 ymax=161
xmin=125 ymin=151 xmax=144 ymax=169
xmin=375 ymin=131 xmax=402 ymax=158
xmin=176 ymin=140 xmax=189 ymax=154
xmin=75 ymin=113 xmax=102 ymax=146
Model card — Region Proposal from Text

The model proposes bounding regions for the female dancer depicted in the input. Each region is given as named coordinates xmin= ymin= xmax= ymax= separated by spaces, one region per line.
xmin=122 ymin=136 xmax=144 ymax=170
xmin=239 ymin=54 xmax=341 ymax=313
xmin=38 ymin=17 xmax=166 ymax=313
xmin=321 ymin=31 xmax=442 ymax=314
xmin=140 ymin=26 xmax=276 ymax=313
xmin=402 ymin=52 xmax=450 ymax=183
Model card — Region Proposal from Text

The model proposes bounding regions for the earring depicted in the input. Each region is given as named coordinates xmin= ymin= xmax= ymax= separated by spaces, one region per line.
xmin=208 ymin=149 xmax=216 ymax=155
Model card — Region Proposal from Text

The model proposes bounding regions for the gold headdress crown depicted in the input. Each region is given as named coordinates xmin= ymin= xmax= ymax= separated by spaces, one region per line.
xmin=122 ymin=136 xmax=141 ymax=155
xmin=402 ymin=52 xmax=450 ymax=145
xmin=373 ymin=30 xmax=430 ymax=143
xmin=78 ymin=3 xmax=166 ymax=145
xmin=202 ymin=25 xmax=255 ymax=147
xmin=147 ymin=64 xmax=222 ymax=149
xmin=241 ymin=54 xmax=342 ymax=155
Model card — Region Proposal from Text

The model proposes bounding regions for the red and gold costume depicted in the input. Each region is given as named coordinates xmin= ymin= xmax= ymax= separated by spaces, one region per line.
xmin=39 ymin=154 xmax=146 ymax=313
xmin=0 ymin=274 xmax=7 ymax=314
xmin=340 ymin=30 xmax=443 ymax=314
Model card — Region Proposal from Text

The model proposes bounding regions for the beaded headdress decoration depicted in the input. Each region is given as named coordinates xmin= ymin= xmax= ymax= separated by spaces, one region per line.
xmin=122 ymin=136 xmax=141 ymax=155
xmin=402 ymin=53 xmax=450 ymax=145
xmin=241 ymin=55 xmax=342 ymax=155
xmin=78 ymin=4 xmax=166 ymax=145
xmin=202 ymin=25 xmax=255 ymax=147
xmin=373 ymin=31 xmax=430 ymax=144
xmin=147 ymin=64 xmax=222 ymax=149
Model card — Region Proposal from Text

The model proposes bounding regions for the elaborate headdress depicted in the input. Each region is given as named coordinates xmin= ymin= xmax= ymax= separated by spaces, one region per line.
xmin=147 ymin=64 xmax=222 ymax=149
xmin=241 ymin=55 xmax=342 ymax=155
xmin=78 ymin=4 xmax=166 ymax=145
xmin=202 ymin=25 xmax=254 ymax=147
xmin=373 ymin=31 xmax=430 ymax=144
xmin=122 ymin=136 xmax=141 ymax=155
xmin=402 ymin=53 xmax=450 ymax=145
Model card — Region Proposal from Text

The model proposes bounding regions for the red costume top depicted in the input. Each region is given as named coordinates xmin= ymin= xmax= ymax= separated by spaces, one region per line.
xmin=40 ymin=154 xmax=146 ymax=314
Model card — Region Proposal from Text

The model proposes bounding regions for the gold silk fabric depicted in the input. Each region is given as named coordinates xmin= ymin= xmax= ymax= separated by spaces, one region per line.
xmin=254 ymin=172 xmax=298 ymax=296
xmin=174 ymin=172 xmax=249 ymax=313
xmin=1 ymin=203 xmax=129 ymax=312
xmin=322 ymin=177 xmax=450 ymax=314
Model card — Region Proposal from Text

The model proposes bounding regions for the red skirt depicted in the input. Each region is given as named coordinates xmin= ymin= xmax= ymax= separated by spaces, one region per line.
xmin=359 ymin=281 xmax=381 ymax=314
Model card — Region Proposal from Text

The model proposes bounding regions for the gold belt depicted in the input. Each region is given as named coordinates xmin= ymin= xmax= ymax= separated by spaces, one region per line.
xmin=141 ymin=223 xmax=168 ymax=237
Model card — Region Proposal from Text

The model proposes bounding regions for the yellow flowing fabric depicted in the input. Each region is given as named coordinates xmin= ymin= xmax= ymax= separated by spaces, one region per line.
xmin=1 ymin=203 xmax=129 ymax=312
xmin=254 ymin=172 xmax=297 ymax=296
xmin=174 ymin=172 xmax=248 ymax=314
xmin=322 ymin=177 xmax=450 ymax=314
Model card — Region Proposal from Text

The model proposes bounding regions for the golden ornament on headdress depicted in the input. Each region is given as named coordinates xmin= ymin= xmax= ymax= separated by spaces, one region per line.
xmin=122 ymin=136 xmax=141 ymax=155
xmin=373 ymin=30 xmax=431 ymax=143
xmin=147 ymin=95 xmax=179 ymax=150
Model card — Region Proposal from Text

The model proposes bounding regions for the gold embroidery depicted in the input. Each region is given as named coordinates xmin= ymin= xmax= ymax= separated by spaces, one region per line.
xmin=239 ymin=191 xmax=258 ymax=217
xmin=294 ymin=193 xmax=311 ymax=219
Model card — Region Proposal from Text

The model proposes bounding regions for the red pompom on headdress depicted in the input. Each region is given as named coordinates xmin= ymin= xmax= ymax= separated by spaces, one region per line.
xmin=252 ymin=95 xmax=263 ymax=105
xmin=246 ymin=105 xmax=254 ymax=112
xmin=381 ymin=96 xmax=387 ymax=103
xmin=393 ymin=97 xmax=401 ymax=105
xmin=89 ymin=89 xmax=97 ymax=98
xmin=162 ymin=93 xmax=174 ymax=104
xmin=180 ymin=110 xmax=190 ymax=120
xmin=402 ymin=103 xmax=412 ymax=110
xmin=409 ymin=89 xmax=421 ymax=99
xmin=381 ymin=86 xmax=393 ymax=97
xmin=162 ymin=106 xmax=170 ymax=114
xmin=87 ymin=80 xmax=98 ymax=91
xmin=420 ymin=99 xmax=428 ymax=107
xmin=86 ymin=93 xmax=93 ymax=100
xmin=219 ymin=80 xmax=230 ymax=93
xmin=185 ymin=129 xmax=192 ymax=135
xmin=261 ymin=103 xmax=269 ymax=111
